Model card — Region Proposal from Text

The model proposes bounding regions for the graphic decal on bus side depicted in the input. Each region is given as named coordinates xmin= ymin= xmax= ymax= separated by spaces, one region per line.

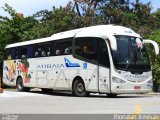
xmin=64 ymin=57 xmax=80 ymax=67
xmin=83 ymin=62 xmax=87 ymax=69
xmin=4 ymin=55 xmax=16 ymax=82
xmin=18 ymin=59 xmax=31 ymax=84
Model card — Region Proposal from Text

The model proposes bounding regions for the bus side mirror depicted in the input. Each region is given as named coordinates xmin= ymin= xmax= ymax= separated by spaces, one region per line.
xmin=143 ymin=39 xmax=159 ymax=55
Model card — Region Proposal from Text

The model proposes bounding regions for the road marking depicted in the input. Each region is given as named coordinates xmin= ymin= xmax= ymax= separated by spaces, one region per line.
xmin=126 ymin=104 xmax=142 ymax=120
xmin=133 ymin=104 xmax=142 ymax=114
xmin=126 ymin=101 xmax=160 ymax=120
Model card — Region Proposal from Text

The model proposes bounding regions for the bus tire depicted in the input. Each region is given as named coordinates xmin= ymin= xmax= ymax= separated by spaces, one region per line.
xmin=16 ymin=77 xmax=30 ymax=92
xmin=41 ymin=88 xmax=53 ymax=93
xmin=106 ymin=93 xmax=118 ymax=98
xmin=73 ymin=79 xmax=87 ymax=97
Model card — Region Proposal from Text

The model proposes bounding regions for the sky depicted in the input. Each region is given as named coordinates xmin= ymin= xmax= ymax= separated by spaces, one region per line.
xmin=0 ymin=0 xmax=160 ymax=17
xmin=0 ymin=0 xmax=72 ymax=17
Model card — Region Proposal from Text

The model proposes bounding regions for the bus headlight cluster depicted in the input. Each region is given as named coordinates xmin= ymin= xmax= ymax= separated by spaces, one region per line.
xmin=112 ymin=76 xmax=126 ymax=84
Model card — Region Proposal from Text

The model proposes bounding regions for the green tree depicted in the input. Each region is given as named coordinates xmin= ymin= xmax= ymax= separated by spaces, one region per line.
xmin=72 ymin=0 xmax=105 ymax=27
xmin=29 ymin=5 xmax=76 ymax=39
xmin=153 ymin=10 xmax=160 ymax=29
xmin=0 ymin=4 xmax=38 ymax=42
xmin=0 ymin=4 xmax=38 ymax=63
xmin=148 ymin=30 xmax=160 ymax=91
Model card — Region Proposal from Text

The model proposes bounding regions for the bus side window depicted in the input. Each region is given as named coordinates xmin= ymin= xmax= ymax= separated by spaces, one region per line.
xmin=64 ymin=47 xmax=72 ymax=55
xmin=4 ymin=49 xmax=9 ymax=60
xmin=5 ymin=48 xmax=15 ymax=60
xmin=55 ymin=49 xmax=61 ymax=55
xmin=10 ymin=48 xmax=16 ymax=59
xmin=16 ymin=48 xmax=21 ymax=59
xmin=34 ymin=45 xmax=40 ymax=57
xmin=16 ymin=51 xmax=18 ymax=59
xmin=21 ymin=47 xmax=28 ymax=59
xmin=75 ymin=37 xmax=97 ymax=62
xmin=27 ymin=46 xmax=33 ymax=58
xmin=47 ymin=46 xmax=51 ymax=56
xmin=98 ymin=39 xmax=110 ymax=68
xmin=34 ymin=41 xmax=52 ymax=57
xmin=41 ymin=50 xmax=46 ymax=57
xmin=55 ymin=39 xmax=72 ymax=56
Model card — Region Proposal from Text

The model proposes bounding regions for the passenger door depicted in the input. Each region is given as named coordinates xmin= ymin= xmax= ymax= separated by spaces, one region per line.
xmin=74 ymin=37 xmax=99 ymax=92
xmin=98 ymin=39 xmax=110 ymax=93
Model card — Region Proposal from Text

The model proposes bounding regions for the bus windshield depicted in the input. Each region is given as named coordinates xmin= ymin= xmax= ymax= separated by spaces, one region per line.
xmin=111 ymin=35 xmax=151 ymax=72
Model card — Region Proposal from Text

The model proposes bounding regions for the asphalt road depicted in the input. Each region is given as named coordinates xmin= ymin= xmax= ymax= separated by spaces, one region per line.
xmin=0 ymin=89 xmax=160 ymax=114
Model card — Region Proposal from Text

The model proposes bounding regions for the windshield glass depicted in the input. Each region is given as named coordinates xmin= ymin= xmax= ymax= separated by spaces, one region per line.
xmin=112 ymin=35 xmax=151 ymax=72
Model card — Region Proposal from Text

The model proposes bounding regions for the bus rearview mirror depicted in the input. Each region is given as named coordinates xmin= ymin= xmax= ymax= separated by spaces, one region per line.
xmin=143 ymin=39 xmax=159 ymax=55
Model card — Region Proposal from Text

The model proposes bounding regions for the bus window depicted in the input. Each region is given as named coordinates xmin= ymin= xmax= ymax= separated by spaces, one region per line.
xmin=21 ymin=47 xmax=28 ymax=58
xmin=5 ymin=48 xmax=15 ymax=60
xmin=34 ymin=47 xmax=40 ymax=57
xmin=64 ymin=47 xmax=72 ymax=55
xmin=16 ymin=46 xmax=34 ymax=58
xmin=75 ymin=37 xmax=97 ymax=62
xmin=4 ymin=49 xmax=9 ymax=60
xmin=34 ymin=42 xmax=52 ymax=58
xmin=16 ymin=47 xmax=21 ymax=59
xmin=55 ymin=39 xmax=72 ymax=56
xmin=98 ymin=39 xmax=110 ymax=68
xmin=11 ymin=49 xmax=15 ymax=59
xmin=27 ymin=46 xmax=33 ymax=58
xmin=55 ymin=49 xmax=61 ymax=55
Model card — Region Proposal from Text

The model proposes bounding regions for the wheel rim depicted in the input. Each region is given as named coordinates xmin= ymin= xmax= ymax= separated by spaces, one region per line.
xmin=77 ymin=83 xmax=85 ymax=94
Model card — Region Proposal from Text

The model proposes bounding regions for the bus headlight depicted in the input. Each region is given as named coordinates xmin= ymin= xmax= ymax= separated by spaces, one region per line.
xmin=112 ymin=76 xmax=126 ymax=84
xmin=147 ymin=79 xmax=153 ymax=86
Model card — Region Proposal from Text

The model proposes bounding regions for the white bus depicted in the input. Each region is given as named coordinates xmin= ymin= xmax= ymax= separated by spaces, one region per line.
xmin=3 ymin=25 xmax=159 ymax=97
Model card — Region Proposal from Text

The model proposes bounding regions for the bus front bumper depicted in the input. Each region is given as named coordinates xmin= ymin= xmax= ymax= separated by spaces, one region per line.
xmin=111 ymin=83 xmax=153 ymax=94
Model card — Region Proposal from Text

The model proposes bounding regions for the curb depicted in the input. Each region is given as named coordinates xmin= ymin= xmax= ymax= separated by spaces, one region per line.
xmin=0 ymin=88 xmax=3 ymax=93
xmin=147 ymin=92 xmax=160 ymax=95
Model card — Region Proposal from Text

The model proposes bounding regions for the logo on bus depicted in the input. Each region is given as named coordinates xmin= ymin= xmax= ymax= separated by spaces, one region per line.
xmin=83 ymin=62 xmax=87 ymax=69
xmin=124 ymin=74 xmax=148 ymax=79
xmin=37 ymin=64 xmax=65 ymax=69
xmin=64 ymin=57 xmax=80 ymax=67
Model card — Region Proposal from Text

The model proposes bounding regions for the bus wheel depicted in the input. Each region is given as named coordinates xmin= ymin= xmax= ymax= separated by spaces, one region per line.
xmin=106 ymin=93 xmax=118 ymax=98
xmin=73 ymin=79 xmax=87 ymax=97
xmin=17 ymin=77 xmax=30 ymax=92
xmin=41 ymin=88 xmax=53 ymax=93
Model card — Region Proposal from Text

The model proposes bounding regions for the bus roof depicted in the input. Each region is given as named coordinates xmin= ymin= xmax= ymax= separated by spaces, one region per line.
xmin=5 ymin=25 xmax=141 ymax=48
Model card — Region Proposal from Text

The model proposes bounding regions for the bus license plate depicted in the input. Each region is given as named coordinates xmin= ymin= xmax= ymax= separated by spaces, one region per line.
xmin=134 ymin=86 xmax=141 ymax=90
